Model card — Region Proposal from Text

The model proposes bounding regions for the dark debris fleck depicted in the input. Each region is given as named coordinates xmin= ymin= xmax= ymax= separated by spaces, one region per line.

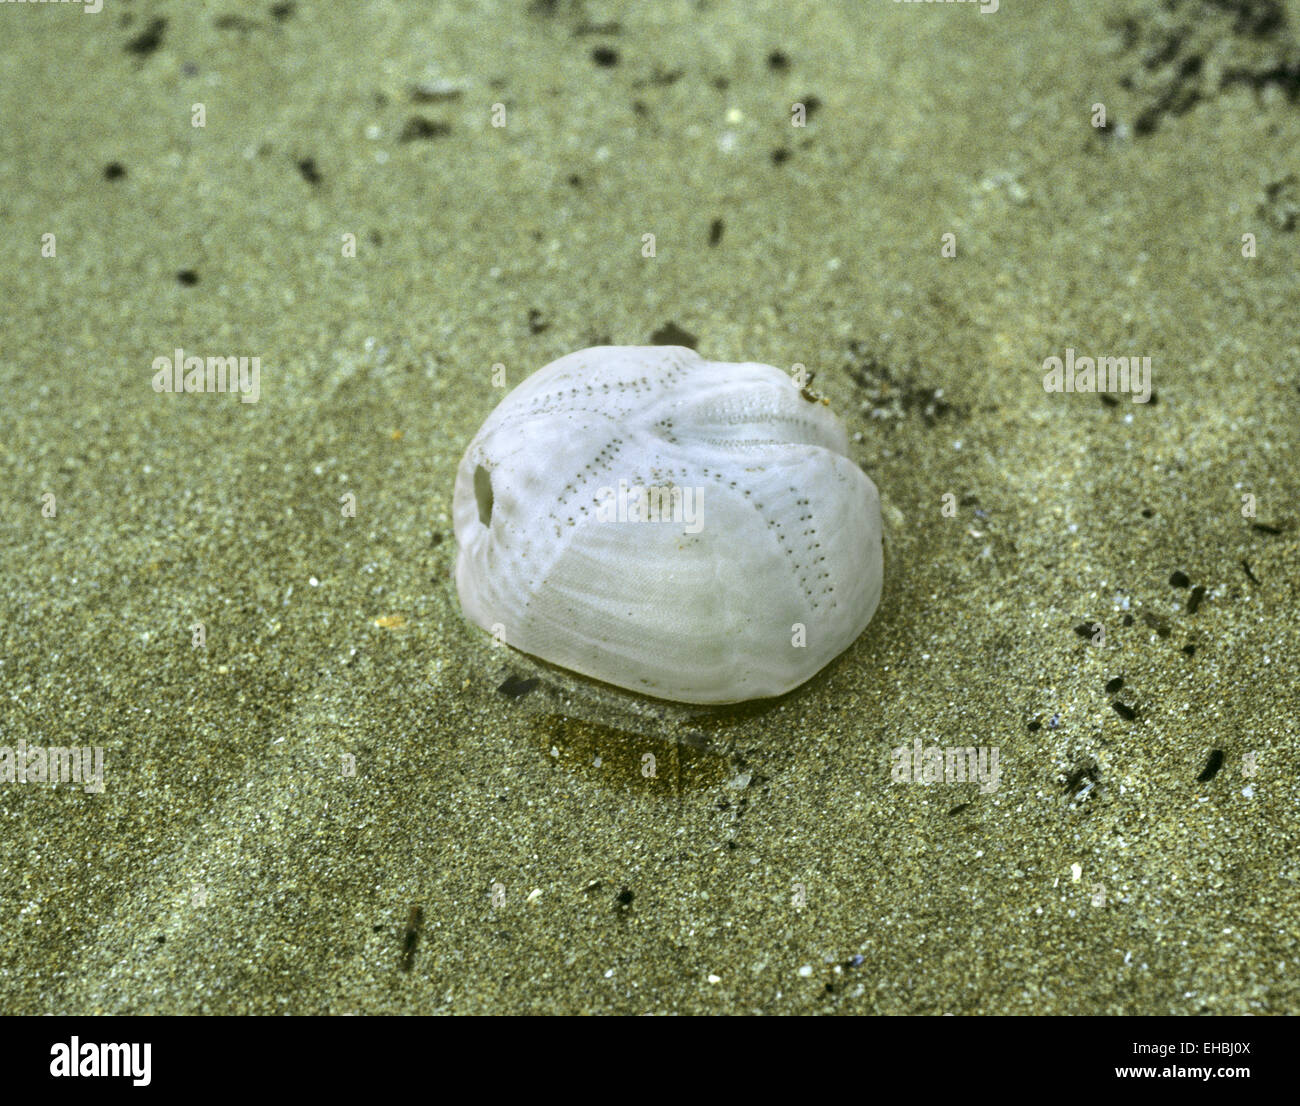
xmin=1062 ymin=758 xmax=1101 ymax=796
xmin=1141 ymin=611 xmax=1171 ymax=638
xmin=399 ymin=904 xmax=423 ymax=972
xmin=844 ymin=341 xmax=962 ymax=425
xmin=125 ymin=17 xmax=167 ymax=57
xmin=399 ymin=117 xmax=452 ymax=142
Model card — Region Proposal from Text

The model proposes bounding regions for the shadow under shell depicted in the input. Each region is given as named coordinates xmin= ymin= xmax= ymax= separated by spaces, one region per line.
xmin=462 ymin=625 xmax=798 ymax=753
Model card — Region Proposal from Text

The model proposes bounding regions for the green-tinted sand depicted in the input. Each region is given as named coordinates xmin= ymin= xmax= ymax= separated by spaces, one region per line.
xmin=0 ymin=0 xmax=1297 ymax=1014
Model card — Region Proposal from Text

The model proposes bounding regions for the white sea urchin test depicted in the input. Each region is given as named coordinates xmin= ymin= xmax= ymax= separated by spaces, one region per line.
xmin=452 ymin=345 xmax=884 ymax=704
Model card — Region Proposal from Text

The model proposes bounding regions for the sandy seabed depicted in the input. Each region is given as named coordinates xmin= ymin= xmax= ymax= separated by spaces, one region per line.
xmin=0 ymin=0 xmax=1297 ymax=1014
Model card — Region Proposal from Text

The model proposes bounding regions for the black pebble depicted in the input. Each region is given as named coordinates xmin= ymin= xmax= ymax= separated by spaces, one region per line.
xmin=1140 ymin=507 xmax=1154 ymax=518
xmin=297 ymin=157 xmax=322 ymax=185
xmin=1169 ymin=570 xmax=1190 ymax=587
xmin=1026 ymin=719 xmax=1042 ymax=732
xmin=1112 ymin=701 xmax=1137 ymax=721
xmin=527 ymin=307 xmax=549 ymax=335
xmin=708 ymin=217 xmax=724 ymax=246
xmin=1105 ymin=676 xmax=1124 ymax=694
xmin=176 ymin=269 xmax=199 ymax=286
xmin=270 ymin=1 xmax=296 ymax=20
xmin=1182 ymin=643 xmax=1197 ymax=656
xmin=592 ymin=46 xmax=619 ymax=67
xmin=616 ymin=888 xmax=634 ymax=907
xmin=103 ymin=162 xmax=127 ymax=181
xmin=771 ymin=147 xmax=790 ymax=164
xmin=767 ymin=49 xmax=790 ymax=72
xmin=1196 ymin=749 xmax=1224 ymax=783
xmin=1122 ymin=614 xmax=1134 ymax=626
xmin=1186 ymin=584 xmax=1206 ymax=613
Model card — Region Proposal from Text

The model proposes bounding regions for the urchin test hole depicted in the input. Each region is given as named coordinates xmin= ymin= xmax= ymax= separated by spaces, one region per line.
xmin=474 ymin=464 xmax=494 ymax=526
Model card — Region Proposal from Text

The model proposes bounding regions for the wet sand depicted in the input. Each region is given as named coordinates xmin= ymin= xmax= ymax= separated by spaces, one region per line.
xmin=0 ymin=0 xmax=1297 ymax=1014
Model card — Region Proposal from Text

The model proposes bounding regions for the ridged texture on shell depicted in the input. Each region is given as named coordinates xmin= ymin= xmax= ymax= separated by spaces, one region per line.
xmin=453 ymin=345 xmax=883 ymax=704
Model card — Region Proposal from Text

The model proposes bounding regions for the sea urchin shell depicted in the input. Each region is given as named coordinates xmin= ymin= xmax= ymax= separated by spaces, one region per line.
xmin=452 ymin=345 xmax=883 ymax=704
